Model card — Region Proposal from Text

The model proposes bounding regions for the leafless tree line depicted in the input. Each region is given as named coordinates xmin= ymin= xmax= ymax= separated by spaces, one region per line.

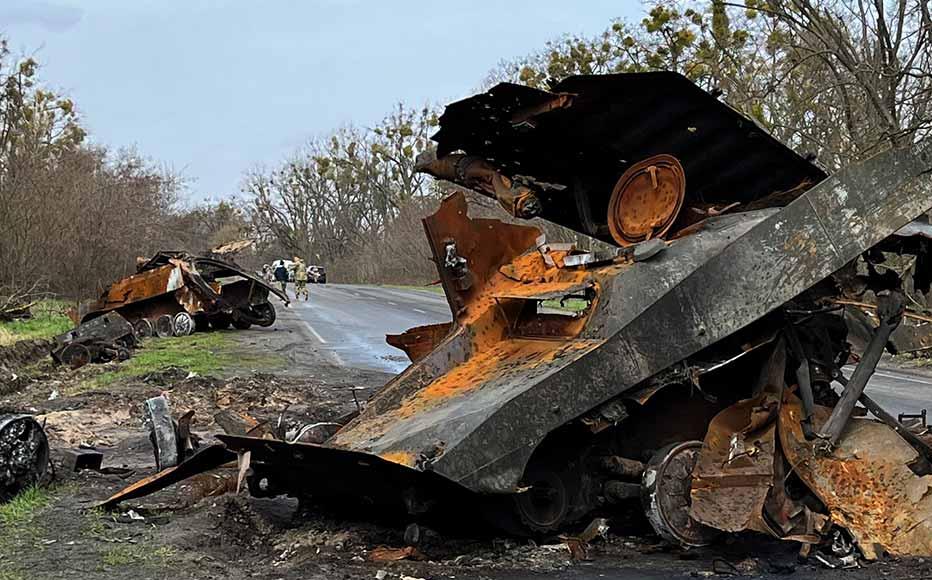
xmin=0 ymin=38 xmax=218 ymax=300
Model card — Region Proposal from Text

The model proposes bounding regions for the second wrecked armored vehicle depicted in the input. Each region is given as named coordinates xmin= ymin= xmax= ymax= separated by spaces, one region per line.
xmin=113 ymin=72 xmax=932 ymax=559
xmin=75 ymin=249 xmax=288 ymax=338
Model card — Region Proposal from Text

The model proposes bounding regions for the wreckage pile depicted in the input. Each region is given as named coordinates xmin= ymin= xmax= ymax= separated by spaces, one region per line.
xmin=49 ymin=250 xmax=289 ymax=369
xmin=91 ymin=72 xmax=932 ymax=565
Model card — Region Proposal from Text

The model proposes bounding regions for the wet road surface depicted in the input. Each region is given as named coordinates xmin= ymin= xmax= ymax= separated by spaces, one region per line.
xmin=289 ymin=284 xmax=930 ymax=416
xmin=289 ymin=284 xmax=451 ymax=373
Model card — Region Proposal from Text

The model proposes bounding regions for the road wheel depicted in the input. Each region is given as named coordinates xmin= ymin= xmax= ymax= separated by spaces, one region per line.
xmin=155 ymin=314 xmax=175 ymax=338
xmin=232 ymin=318 xmax=252 ymax=330
xmin=172 ymin=312 xmax=195 ymax=336
xmin=133 ymin=319 xmax=154 ymax=340
xmin=61 ymin=343 xmax=91 ymax=369
xmin=514 ymin=467 xmax=572 ymax=533
xmin=641 ymin=441 xmax=718 ymax=547
xmin=251 ymin=302 xmax=276 ymax=327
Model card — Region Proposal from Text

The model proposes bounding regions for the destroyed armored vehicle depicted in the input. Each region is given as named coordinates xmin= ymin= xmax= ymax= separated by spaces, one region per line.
xmin=76 ymin=250 xmax=289 ymax=338
xmin=107 ymin=72 xmax=932 ymax=559
xmin=51 ymin=311 xmax=136 ymax=368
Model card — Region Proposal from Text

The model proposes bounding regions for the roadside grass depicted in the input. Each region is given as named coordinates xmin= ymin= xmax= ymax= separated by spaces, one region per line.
xmin=541 ymin=298 xmax=590 ymax=312
xmin=0 ymin=486 xmax=55 ymax=580
xmin=73 ymin=331 xmax=282 ymax=393
xmin=82 ymin=333 xmax=234 ymax=389
xmin=86 ymin=508 xmax=178 ymax=570
xmin=0 ymin=300 xmax=73 ymax=346
xmin=376 ymin=283 xmax=445 ymax=295
xmin=0 ymin=485 xmax=52 ymax=527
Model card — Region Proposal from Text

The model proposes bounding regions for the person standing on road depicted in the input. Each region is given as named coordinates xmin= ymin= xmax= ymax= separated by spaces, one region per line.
xmin=273 ymin=259 xmax=289 ymax=295
xmin=293 ymin=256 xmax=309 ymax=301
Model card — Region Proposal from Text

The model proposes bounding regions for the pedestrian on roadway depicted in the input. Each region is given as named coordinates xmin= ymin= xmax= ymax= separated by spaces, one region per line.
xmin=273 ymin=259 xmax=289 ymax=295
xmin=293 ymin=256 xmax=309 ymax=301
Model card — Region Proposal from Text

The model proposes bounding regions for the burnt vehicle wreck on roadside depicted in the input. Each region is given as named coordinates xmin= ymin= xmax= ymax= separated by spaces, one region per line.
xmin=106 ymin=72 xmax=932 ymax=560
xmin=75 ymin=250 xmax=289 ymax=339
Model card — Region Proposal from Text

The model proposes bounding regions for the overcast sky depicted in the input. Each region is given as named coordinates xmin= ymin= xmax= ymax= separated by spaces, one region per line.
xmin=2 ymin=0 xmax=638 ymax=201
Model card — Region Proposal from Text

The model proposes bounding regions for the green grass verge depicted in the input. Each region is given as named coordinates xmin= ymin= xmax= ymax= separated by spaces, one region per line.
xmin=0 ymin=300 xmax=73 ymax=346
xmin=0 ymin=486 xmax=54 ymax=580
xmin=376 ymin=284 xmax=445 ymax=295
xmin=99 ymin=544 xmax=177 ymax=570
xmin=77 ymin=331 xmax=281 ymax=391
xmin=85 ymin=333 xmax=233 ymax=388
xmin=0 ymin=486 xmax=52 ymax=527
xmin=541 ymin=298 xmax=590 ymax=312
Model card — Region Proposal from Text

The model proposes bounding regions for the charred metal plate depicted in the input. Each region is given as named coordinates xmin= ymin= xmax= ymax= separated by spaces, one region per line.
xmin=432 ymin=71 xmax=827 ymax=242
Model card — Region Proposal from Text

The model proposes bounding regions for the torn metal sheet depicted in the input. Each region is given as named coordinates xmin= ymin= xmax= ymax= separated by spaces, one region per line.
xmin=780 ymin=396 xmax=932 ymax=558
xmin=97 ymin=444 xmax=235 ymax=509
xmin=428 ymin=72 xmax=826 ymax=242
xmin=690 ymin=395 xmax=779 ymax=535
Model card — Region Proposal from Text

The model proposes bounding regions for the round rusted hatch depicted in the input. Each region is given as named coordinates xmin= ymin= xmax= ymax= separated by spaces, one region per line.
xmin=607 ymin=154 xmax=685 ymax=246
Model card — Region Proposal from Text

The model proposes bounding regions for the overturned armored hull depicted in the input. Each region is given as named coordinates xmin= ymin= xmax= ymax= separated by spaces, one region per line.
xmin=76 ymin=250 xmax=288 ymax=338
xmin=110 ymin=73 xmax=932 ymax=559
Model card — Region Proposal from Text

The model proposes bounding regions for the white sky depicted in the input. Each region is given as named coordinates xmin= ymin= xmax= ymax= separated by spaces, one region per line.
xmin=2 ymin=0 xmax=641 ymax=200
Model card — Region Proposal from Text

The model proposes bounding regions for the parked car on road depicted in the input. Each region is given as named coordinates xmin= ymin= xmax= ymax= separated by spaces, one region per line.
xmin=308 ymin=265 xmax=327 ymax=284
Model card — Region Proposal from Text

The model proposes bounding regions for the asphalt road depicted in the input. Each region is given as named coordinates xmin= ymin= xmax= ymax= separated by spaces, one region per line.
xmin=290 ymin=283 xmax=930 ymax=417
xmin=289 ymin=283 xmax=451 ymax=373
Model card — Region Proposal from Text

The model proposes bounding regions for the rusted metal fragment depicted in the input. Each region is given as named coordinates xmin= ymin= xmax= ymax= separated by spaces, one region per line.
xmin=690 ymin=395 xmax=779 ymax=534
xmin=490 ymin=280 xmax=594 ymax=301
xmin=50 ymin=311 xmax=135 ymax=368
xmin=423 ymin=191 xmax=542 ymax=317
xmin=780 ymin=396 xmax=932 ymax=559
xmin=416 ymin=153 xmax=543 ymax=218
xmin=97 ymin=444 xmax=235 ymax=509
xmin=386 ymin=322 xmax=453 ymax=364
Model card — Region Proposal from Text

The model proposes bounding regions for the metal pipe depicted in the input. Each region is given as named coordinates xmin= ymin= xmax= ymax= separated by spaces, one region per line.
xmin=832 ymin=370 xmax=932 ymax=466
xmin=818 ymin=291 xmax=905 ymax=449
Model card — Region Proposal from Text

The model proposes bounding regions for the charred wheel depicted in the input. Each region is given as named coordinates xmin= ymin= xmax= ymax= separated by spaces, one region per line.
xmin=60 ymin=343 xmax=91 ymax=369
xmin=514 ymin=467 xmax=574 ymax=533
xmin=0 ymin=415 xmax=49 ymax=501
xmin=133 ymin=318 xmax=154 ymax=340
xmin=155 ymin=314 xmax=175 ymax=338
xmin=251 ymin=302 xmax=276 ymax=327
xmin=641 ymin=440 xmax=718 ymax=547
